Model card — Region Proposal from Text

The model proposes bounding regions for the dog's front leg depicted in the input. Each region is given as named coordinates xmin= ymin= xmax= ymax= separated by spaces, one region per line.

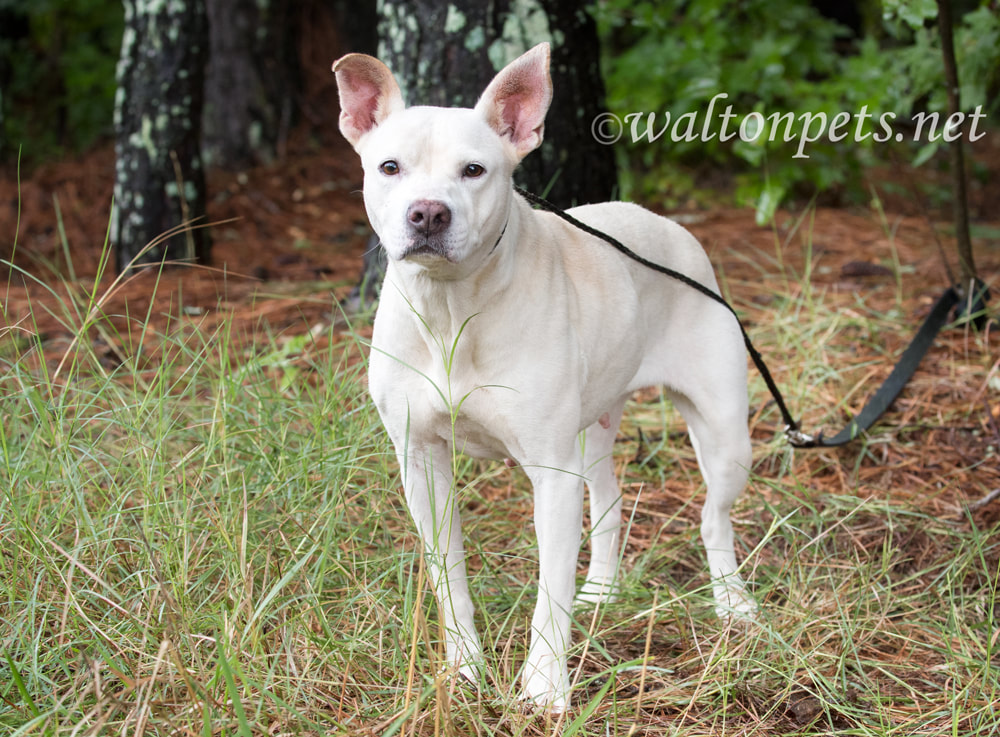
xmin=522 ymin=463 xmax=585 ymax=710
xmin=401 ymin=443 xmax=483 ymax=680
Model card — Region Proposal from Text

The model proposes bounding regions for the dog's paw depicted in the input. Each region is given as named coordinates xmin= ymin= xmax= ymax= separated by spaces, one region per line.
xmin=521 ymin=655 xmax=570 ymax=713
xmin=712 ymin=580 xmax=757 ymax=621
xmin=520 ymin=653 xmax=569 ymax=713
xmin=574 ymin=579 xmax=619 ymax=607
xmin=442 ymin=636 xmax=485 ymax=685
xmin=457 ymin=660 xmax=482 ymax=684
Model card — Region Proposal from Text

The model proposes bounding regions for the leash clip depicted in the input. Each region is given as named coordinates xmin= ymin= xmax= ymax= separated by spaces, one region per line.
xmin=784 ymin=425 xmax=817 ymax=448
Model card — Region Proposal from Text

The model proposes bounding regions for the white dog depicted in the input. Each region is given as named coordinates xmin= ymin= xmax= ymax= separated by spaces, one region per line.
xmin=334 ymin=42 xmax=754 ymax=710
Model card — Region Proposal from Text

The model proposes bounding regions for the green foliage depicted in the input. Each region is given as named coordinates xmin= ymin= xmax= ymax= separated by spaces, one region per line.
xmin=0 ymin=0 xmax=123 ymax=162
xmin=883 ymin=2 xmax=1000 ymax=114
xmin=594 ymin=0 xmax=999 ymax=220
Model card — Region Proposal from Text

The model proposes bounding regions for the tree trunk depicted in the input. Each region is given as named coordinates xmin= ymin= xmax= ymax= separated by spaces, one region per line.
xmin=344 ymin=0 xmax=618 ymax=311
xmin=935 ymin=0 xmax=977 ymax=290
xmin=330 ymin=0 xmax=378 ymax=55
xmin=113 ymin=0 xmax=210 ymax=273
xmin=202 ymin=0 xmax=298 ymax=169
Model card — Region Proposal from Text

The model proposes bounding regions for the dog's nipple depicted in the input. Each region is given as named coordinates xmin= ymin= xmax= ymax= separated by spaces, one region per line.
xmin=504 ymin=458 xmax=517 ymax=468
xmin=599 ymin=412 xmax=611 ymax=429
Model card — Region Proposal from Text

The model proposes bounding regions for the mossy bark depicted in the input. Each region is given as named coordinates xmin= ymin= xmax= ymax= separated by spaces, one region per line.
xmin=202 ymin=0 xmax=298 ymax=169
xmin=113 ymin=0 xmax=210 ymax=273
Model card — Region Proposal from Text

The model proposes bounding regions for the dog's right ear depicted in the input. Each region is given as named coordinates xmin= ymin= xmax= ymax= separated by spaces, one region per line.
xmin=332 ymin=54 xmax=405 ymax=149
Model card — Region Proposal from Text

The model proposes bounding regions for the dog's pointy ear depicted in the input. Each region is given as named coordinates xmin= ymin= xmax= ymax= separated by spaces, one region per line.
xmin=474 ymin=43 xmax=552 ymax=160
xmin=332 ymin=54 xmax=405 ymax=149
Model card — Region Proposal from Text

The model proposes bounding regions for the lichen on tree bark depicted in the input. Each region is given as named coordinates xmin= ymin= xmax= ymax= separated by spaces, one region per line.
xmin=113 ymin=0 xmax=210 ymax=273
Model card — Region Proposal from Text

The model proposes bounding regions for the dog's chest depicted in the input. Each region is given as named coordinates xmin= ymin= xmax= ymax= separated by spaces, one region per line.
xmin=370 ymin=316 xmax=522 ymax=460
xmin=408 ymin=369 xmax=514 ymax=460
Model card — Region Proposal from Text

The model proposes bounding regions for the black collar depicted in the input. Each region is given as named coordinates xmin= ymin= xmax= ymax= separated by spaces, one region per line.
xmin=489 ymin=214 xmax=509 ymax=255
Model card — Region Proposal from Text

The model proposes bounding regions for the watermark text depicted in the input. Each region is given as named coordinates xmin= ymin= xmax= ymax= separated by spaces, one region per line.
xmin=591 ymin=94 xmax=988 ymax=158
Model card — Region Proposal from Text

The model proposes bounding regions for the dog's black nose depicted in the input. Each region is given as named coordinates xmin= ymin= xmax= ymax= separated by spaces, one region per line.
xmin=407 ymin=200 xmax=451 ymax=235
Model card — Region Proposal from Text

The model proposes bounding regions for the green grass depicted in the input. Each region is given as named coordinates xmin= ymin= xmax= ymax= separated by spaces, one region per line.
xmin=1 ymin=221 xmax=998 ymax=736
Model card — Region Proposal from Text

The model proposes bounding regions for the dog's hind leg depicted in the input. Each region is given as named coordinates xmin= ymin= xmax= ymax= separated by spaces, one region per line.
xmin=576 ymin=397 xmax=627 ymax=606
xmin=667 ymin=389 xmax=756 ymax=619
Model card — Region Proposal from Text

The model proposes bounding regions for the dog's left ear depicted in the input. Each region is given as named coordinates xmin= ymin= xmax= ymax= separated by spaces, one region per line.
xmin=475 ymin=43 xmax=552 ymax=160
xmin=332 ymin=53 xmax=405 ymax=149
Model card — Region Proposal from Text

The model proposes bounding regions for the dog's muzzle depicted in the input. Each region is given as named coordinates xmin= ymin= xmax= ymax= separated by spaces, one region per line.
xmin=402 ymin=199 xmax=453 ymax=260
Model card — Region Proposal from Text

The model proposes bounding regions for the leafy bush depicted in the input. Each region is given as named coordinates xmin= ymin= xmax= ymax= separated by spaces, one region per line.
xmin=882 ymin=0 xmax=1000 ymax=114
xmin=594 ymin=0 xmax=999 ymax=220
xmin=0 ymin=0 xmax=123 ymax=162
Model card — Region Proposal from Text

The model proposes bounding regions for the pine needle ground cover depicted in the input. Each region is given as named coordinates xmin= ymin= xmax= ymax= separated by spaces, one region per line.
xmin=1 ymin=197 xmax=998 ymax=735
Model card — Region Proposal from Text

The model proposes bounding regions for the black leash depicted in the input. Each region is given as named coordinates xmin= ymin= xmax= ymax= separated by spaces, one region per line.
xmin=514 ymin=185 xmax=984 ymax=448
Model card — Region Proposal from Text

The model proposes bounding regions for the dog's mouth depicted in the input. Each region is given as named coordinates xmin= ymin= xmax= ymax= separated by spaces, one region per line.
xmin=400 ymin=240 xmax=454 ymax=263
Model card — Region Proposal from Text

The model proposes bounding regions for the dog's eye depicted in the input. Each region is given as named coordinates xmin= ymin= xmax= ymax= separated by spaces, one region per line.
xmin=379 ymin=160 xmax=400 ymax=176
xmin=463 ymin=163 xmax=485 ymax=178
